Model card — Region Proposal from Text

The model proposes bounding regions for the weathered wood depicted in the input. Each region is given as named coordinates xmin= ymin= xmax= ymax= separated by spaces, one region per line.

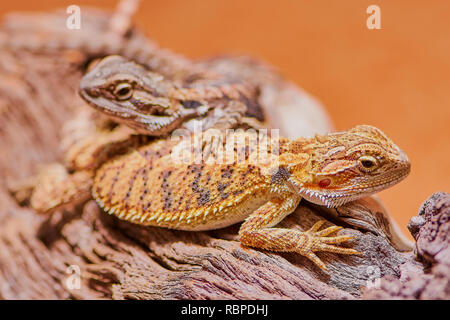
xmin=0 ymin=8 xmax=447 ymax=300
xmin=363 ymin=192 xmax=450 ymax=299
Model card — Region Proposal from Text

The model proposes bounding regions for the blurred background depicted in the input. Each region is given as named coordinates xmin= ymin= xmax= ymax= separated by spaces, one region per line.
xmin=1 ymin=0 xmax=449 ymax=238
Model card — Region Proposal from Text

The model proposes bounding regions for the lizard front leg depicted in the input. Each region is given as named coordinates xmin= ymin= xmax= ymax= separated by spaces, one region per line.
xmin=238 ymin=194 xmax=361 ymax=271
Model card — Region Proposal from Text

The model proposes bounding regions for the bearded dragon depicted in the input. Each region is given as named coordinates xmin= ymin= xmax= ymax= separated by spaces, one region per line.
xmin=79 ymin=55 xmax=266 ymax=136
xmin=11 ymin=120 xmax=410 ymax=270
xmin=90 ymin=125 xmax=410 ymax=271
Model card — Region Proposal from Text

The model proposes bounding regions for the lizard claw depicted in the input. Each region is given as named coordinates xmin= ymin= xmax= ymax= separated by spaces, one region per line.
xmin=298 ymin=220 xmax=362 ymax=271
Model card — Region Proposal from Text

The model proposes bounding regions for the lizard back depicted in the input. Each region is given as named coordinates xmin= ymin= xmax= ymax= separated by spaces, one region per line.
xmin=92 ymin=132 xmax=283 ymax=230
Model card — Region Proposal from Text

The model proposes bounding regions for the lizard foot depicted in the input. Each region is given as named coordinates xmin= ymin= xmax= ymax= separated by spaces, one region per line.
xmin=298 ymin=220 xmax=362 ymax=271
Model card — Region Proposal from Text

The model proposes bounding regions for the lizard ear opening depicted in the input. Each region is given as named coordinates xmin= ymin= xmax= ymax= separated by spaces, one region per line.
xmin=270 ymin=166 xmax=291 ymax=184
xmin=318 ymin=178 xmax=331 ymax=188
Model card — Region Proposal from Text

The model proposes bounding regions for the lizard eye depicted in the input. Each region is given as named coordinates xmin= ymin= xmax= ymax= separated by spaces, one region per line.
xmin=358 ymin=156 xmax=378 ymax=172
xmin=113 ymin=82 xmax=133 ymax=100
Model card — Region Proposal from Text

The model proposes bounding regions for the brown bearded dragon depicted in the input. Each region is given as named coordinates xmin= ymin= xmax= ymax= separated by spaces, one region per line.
xmin=94 ymin=125 xmax=410 ymax=271
xmin=79 ymin=55 xmax=266 ymax=136
xmin=20 ymin=122 xmax=410 ymax=271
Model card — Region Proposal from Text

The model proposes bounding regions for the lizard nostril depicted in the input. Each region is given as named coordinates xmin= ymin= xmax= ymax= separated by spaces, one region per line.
xmin=86 ymin=88 xmax=100 ymax=98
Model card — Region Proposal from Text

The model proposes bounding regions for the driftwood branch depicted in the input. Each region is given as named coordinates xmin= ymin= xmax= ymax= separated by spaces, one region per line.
xmin=0 ymin=8 xmax=448 ymax=300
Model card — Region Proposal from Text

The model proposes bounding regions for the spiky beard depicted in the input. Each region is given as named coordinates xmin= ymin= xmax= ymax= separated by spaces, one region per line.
xmin=292 ymin=173 xmax=408 ymax=208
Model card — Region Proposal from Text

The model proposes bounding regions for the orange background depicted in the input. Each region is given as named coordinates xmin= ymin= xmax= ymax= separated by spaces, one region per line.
xmin=1 ymin=0 xmax=449 ymax=237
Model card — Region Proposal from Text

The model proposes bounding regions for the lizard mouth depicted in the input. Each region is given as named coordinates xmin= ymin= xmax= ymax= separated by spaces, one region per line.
xmin=125 ymin=110 xmax=198 ymax=135
xmin=79 ymin=90 xmax=207 ymax=135
xmin=298 ymin=166 xmax=410 ymax=208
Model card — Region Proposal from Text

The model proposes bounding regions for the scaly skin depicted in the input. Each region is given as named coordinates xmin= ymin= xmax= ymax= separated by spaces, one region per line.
xmin=79 ymin=55 xmax=266 ymax=136
xmin=91 ymin=125 xmax=410 ymax=270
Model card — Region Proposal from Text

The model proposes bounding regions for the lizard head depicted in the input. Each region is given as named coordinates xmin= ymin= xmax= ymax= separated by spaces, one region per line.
xmin=282 ymin=125 xmax=410 ymax=207
xmin=79 ymin=55 xmax=208 ymax=135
